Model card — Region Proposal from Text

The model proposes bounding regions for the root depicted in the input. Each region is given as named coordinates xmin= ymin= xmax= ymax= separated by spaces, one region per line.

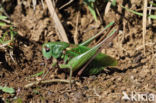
xmin=24 ymin=79 xmax=74 ymax=88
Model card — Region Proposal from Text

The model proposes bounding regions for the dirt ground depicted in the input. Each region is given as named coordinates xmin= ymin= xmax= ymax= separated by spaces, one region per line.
xmin=0 ymin=0 xmax=156 ymax=103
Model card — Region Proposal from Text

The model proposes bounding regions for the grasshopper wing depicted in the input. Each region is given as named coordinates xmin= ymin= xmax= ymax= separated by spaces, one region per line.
xmin=83 ymin=53 xmax=117 ymax=75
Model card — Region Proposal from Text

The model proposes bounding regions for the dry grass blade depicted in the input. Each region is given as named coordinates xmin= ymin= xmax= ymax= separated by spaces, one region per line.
xmin=45 ymin=0 xmax=69 ymax=43
xmin=59 ymin=0 xmax=74 ymax=10
xmin=142 ymin=0 xmax=147 ymax=55
xmin=74 ymin=12 xmax=79 ymax=44
xmin=32 ymin=0 xmax=37 ymax=11
xmin=41 ymin=0 xmax=45 ymax=9
xmin=105 ymin=0 xmax=113 ymax=15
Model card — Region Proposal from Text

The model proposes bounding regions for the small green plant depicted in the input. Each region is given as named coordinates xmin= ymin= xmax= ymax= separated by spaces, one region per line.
xmin=121 ymin=5 xmax=156 ymax=19
xmin=83 ymin=0 xmax=97 ymax=21
xmin=111 ymin=0 xmax=116 ymax=6
xmin=0 ymin=8 xmax=17 ymax=64
xmin=0 ymin=25 xmax=17 ymax=64
xmin=0 ymin=86 xmax=15 ymax=94
xmin=14 ymin=98 xmax=23 ymax=103
xmin=31 ymin=71 xmax=45 ymax=77
xmin=83 ymin=0 xmax=117 ymax=21
xmin=0 ymin=15 xmax=7 ymax=26
xmin=26 ymin=70 xmax=45 ymax=80
xmin=0 ymin=27 xmax=17 ymax=50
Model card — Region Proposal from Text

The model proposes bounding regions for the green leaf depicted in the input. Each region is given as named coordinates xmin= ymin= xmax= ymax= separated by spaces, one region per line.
xmin=0 ymin=15 xmax=7 ymax=20
xmin=148 ymin=15 xmax=156 ymax=19
xmin=88 ymin=2 xmax=97 ymax=21
xmin=0 ymin=39 xmax=3 ymax=43
xmin=0 ymin=22 xmax=6 ymax=26
xmin=0 ymin=86 xmax=3 ymax=89
xmin=9 ymin=27 xmax=17 ymax=40
xmin=14 ymin=98 xmax=23 ymax=103
xmin=88 ymin=0 xmax=96 ymax=2
xmin=111 ymin=0 xmax=116 ymax=6
xmin=84 ymin=0 xmax=96 ymax=3
xmin=31 ymin=71 xmax=44 ymax=77
xmin=149 ymin=1 xmax=156 ymax=6
xmin=0 ymin=86 xmax=15 ymax=94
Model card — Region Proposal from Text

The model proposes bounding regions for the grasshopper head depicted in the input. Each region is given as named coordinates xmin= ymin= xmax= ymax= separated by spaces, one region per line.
xmin=42 ymin=42 xmax=69 ymax=60
xmin=42 ymin=43 xmax=53 ymax=60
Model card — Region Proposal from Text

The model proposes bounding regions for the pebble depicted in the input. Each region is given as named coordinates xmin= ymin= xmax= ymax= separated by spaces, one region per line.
xmin=47 ymin=91 xmax=52 ymax=95
xmin=40 ymin=62 xmax=45 ymax=66
xmin=130 ymin=75 xmax=135 ymax=80
xmin=63 ymin=93 xmax=69 ymax=99
xmin=89 ymin=75 xmax=97 ymax=81
xmin=117 ymin=76 xmax=122 ymax=82
xmin=73 ymin=91 xmax=85 ymax=103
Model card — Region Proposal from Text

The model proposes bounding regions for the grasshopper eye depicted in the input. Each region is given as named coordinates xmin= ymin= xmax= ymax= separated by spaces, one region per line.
xmin=44 ymin=46 xmax=50 ymax=52
xmin=46 ymin=48 xmax=50 ymax=52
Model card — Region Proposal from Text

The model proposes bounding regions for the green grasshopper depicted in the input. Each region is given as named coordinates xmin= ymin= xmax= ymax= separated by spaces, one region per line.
xmin=42 ymin=22 xmax=118 ymax=81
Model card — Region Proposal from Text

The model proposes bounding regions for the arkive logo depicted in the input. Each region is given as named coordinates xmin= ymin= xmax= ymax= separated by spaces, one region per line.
xmin=122 ymin=91 xmax=155 ymax=102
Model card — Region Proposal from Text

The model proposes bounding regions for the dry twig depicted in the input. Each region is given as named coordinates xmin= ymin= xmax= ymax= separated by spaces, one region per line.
xmin=45 ymin=0 xmax=69 ymax=42
xmin=24 ymin=79 xmax=74 ymax=88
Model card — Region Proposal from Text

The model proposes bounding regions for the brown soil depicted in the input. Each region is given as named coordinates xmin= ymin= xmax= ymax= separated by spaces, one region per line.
xmin=0 ymin=0 xmax=156 ymax=103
